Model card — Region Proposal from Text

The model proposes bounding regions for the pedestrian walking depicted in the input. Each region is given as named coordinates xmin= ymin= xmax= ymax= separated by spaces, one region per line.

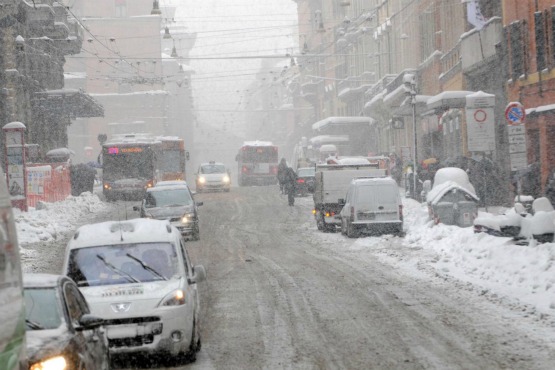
xmin=283 ymin=166 xmax=297 ymax=206
xmin=277 ymin=158 xmax=288 ymax=194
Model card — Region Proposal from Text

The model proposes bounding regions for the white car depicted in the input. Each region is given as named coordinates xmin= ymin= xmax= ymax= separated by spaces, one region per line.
xmin=62 ymin=218 xmax=206 ymax=365
xmin=195 ymin=161 xmax=231 ymax=192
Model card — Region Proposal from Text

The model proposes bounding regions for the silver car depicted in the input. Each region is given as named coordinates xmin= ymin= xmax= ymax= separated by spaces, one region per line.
xmin=63 ymin=218 xmax=206 ymax=366
xmin=134 ymin=184 xmax=202 ymax=240
xmin=195 ymin=161 xmax=231 ymax=192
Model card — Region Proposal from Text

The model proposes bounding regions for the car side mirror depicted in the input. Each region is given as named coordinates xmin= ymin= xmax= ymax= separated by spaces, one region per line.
xmin=189 ymin=264 xmax=206 ymax=284
xmin=76 ymin=314 xmax=104 ymax=331
xmin=338 ymin=199 xmax=345 ymax=206
xmin=196 ymin=201 xmax=203 ymax=207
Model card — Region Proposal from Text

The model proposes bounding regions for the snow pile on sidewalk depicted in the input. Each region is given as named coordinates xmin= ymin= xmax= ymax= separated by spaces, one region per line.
xmin=401 ymin=198 xmax=555 ymax=315
xmin=14 ymin=192 xmax=112 ymax=246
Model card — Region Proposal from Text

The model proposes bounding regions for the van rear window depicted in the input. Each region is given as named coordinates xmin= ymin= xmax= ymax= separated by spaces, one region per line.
xmin=357 ymin=185 xmax=398 ymax=205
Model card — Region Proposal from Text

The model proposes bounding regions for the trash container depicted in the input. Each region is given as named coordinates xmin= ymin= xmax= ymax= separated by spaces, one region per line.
xmin=430 ymin=189 xmax=478 ymax=227
xmin=70 ymin=163 xmax=96 ymax=196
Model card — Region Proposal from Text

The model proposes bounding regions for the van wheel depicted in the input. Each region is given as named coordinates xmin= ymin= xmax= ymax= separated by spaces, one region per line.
xmin=346 ymin=222 xmax=358 ymax=238
xmin=316 ymin=214 xmax=324 ymax=231
xmin=340 ymin=219 xmax=347 ymax=235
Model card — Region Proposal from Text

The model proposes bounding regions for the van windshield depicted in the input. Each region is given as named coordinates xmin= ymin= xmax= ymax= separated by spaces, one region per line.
xmin=357 ymin=185 xmax=399 ymax=206
xmin=67 ymin=242 xmax=179 ymax=286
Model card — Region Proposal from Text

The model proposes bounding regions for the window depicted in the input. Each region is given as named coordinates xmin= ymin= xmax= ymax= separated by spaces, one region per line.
xmin=508 ymin=20 xmax=527 ymax=80
xmin=115 ymin=0 xmax=127 ymax=17
xmin=64 ymin=283 xmax=86 ymax=327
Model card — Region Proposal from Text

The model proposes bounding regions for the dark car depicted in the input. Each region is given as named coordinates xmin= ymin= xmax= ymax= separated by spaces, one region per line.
xmin=133 ymin=183 xmax=203 ymax=240
xmin=295 ymin=167 xmax=316 ymax=196
xmin=24 ymin=273 xmax=110 ymax=370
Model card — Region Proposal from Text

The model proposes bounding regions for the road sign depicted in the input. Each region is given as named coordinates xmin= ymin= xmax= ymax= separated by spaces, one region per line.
xmin=505 ymin=102 xmax=525 ymax=125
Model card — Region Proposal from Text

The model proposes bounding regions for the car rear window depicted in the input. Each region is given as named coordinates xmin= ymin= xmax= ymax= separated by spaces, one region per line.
xmin=67 ymin=242 xmax=179 ymax=286
xmin=297 ymin=168 xmax=315 ymax=177
xmin=357 ymin=184 xmax=399 ymax=206
xmin=145 ymin=188 xmax=193 ymax=208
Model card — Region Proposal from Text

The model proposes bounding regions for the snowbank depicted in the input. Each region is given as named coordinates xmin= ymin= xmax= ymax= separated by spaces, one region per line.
xmin=14 ymin=192 xmax=112 ymax=247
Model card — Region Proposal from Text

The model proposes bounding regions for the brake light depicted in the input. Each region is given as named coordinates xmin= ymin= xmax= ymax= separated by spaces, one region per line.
xmin=297 ymin=179 xmax=305 ymax=184
xmin=325 ymin=211 xmax=335 ymax=217
xmin=312 ymin=209 xmax=316 ymax=215
xmin=271 ymin=166 xmax=278 ymax=175
xmin=242 ymin=166 xmax=249 ymax=173
xmin=399 ymin=205 xmax=403 ymax=221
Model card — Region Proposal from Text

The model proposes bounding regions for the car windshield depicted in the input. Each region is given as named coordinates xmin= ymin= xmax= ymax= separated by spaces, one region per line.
xmin=145 ymin=188 xmax=193 ymax=208
xmin=67 ymin=242 xmax=179 ymax=286
xmin=297 ymin=168 xmax=315 ymax=177
xmin=200 ymin=164 xmax=226 ymax=174
xmin=24 ymin=287 xmax=62 ymax=330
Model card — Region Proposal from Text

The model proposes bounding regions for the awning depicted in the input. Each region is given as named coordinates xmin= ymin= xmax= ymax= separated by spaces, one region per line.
xmin=312 ymin=116 xmax=374 ymax=131
xmin=33 ymin=89 xmax=104 ymax=118
xmin=427 ymin=90 xmax=474 ymax=111
xmin=394 ymin=95 xmax=432 ymax=117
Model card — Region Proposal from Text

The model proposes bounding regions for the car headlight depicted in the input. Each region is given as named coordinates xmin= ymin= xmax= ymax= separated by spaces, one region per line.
xmin=30 ymin=355 xmax=67 ymax=370
xmin=223 ymin=175 xmax=230 ymax=183
xmin=181 ymin=213 xmax=195 ymax=223
xmin=198 ymin=176 xmax=206 ymax=184
xmin=159 ymin=289 xmax=186 ymax=306
xmin=103 ymin=183 xmax=111 ymax=190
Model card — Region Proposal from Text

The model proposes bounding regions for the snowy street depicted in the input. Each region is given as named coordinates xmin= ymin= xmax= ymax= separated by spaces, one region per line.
xmin=17 ymin=187 xmax=555 ymax=369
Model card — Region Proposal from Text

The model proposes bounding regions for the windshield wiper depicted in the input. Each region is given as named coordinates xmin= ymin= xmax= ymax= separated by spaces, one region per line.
xmin=96 ymin=254 xmax=140 ymax=283
xmin=26 ymin=319 xmax=44 ymax=330
xmin=125 ymin=253 xmax=167 ymax=280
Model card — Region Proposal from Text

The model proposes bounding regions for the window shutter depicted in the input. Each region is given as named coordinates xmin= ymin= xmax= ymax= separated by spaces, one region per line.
xmin=535 ymin=12 xmax=546 ymax=71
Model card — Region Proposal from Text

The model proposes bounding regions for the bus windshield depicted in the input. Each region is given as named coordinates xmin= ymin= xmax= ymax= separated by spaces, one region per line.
xmin=159 ymin=149 xmax=182 ymax=172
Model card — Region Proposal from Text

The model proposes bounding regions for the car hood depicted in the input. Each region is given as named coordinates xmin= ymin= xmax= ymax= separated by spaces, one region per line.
xmin=80 ymin=278 xmax=184 ymax=319
xmin=26 ymin=327 xmax=72 ymax=364
xmin=200 ymin=173 xmax=226 ymax=181
xmin=145 ymin=204 xmax=194 ymax=218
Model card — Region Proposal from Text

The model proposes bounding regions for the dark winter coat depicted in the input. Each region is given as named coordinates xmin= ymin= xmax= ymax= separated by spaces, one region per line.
xmin=283 ymin=167 xmax=297 ymax=194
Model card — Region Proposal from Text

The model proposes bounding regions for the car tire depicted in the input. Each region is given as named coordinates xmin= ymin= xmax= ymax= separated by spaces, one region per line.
xmin=192 ymin=225 xmax=200 ymax=241
xmin=346 ymin=221 xmax=358 ymax=238
xmin=340 ymin=219 xmax=346 ymax=235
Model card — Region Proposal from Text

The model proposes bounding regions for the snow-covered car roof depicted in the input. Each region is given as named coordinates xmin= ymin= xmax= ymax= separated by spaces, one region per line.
xmin=68 ymin=219 xmax=178 ymax=249
xmin=147 ymin=184 xmax=190 ymax=192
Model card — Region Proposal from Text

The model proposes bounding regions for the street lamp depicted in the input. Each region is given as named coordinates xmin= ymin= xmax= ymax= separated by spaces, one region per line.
xmin=404 ymin=73 xmax=418 ymax=199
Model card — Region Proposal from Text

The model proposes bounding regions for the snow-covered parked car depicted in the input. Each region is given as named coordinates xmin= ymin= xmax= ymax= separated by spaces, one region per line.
xmin=426 ymin=167 xmax=479 ymax=227
xmin=473 ymin=203 xmax=527 ymax=237
xmin=474 ymin=197 xmax=555 ymax=244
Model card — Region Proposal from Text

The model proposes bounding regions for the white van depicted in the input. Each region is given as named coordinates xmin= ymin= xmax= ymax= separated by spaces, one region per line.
xmin=63 ymin=218 xmax=206 ymax=365
xmin=339 ymin=177 xmax=403 ymax=237
xmin=0 ymin=171 xmax=26 ymax=370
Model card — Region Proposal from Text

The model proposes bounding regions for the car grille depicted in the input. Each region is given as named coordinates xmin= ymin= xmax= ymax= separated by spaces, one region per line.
xmin=105 ymin=316 xmax=162 ymax=349
xmin=103 ymin=316 xmax=160 ymax=325
xmin=109 ymin=335 xmax=154 ymax=348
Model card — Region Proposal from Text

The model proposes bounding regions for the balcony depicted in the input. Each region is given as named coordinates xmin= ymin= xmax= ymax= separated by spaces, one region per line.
xmin=460 ymin=17 xmax=503 ymax=73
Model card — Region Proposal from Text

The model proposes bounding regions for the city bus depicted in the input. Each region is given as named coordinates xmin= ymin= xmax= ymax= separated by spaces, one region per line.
xmin=157 ymin=136 xmax=188 ymax=181
xmin=236 ymin=141 xmax=279 ymax=186
xmin=0 ymin=169 xmax=26 ymax=370
xmin=101 ymin=133 xmax=161 ymax=201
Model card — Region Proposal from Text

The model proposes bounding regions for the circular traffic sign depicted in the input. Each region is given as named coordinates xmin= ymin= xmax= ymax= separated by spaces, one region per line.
xmin=505 ymin=102 xmax=525 ymax=125
xmin=473 ymin=109 xmax=487 ymax=123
